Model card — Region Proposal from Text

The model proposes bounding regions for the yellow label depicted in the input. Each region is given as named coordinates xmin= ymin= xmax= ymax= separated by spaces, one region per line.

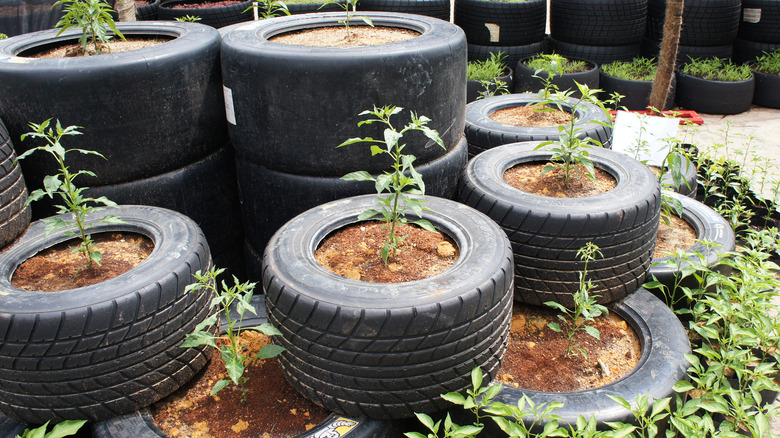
xmin=310 ymin=417 xmax=359 ymax=438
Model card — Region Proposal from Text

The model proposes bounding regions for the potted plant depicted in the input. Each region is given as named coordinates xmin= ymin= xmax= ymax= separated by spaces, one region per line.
xmin=513 ymin=53 xmax=599 ymax=96
xmin=675 ymin=57 xmax=755 ymax=115
xmin=262 ymin=106 xmax=514 ymax=419
xmin=0 ymin=120 xmax=213 ymax=424
xmin=600 ymin=57 xmax=675 ymax=110
xmin=750 ymin=49 xmax=780 ymax=109
xmin=466 ymin=51 xmax=512 ymax=102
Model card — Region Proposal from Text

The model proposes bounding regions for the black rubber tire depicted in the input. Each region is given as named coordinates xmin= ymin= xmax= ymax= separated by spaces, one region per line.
xmin=158 ymin=0 xmax=253 ymax=27
xmin=467 ymin=41 xmax=547 ymax=70
xmin=737 ymin=0 xmax=780 ymax=43
xmin=454 ymin=0 xmax=546 ymax=46
xmin=599 ymin=70 xmax=675 ymax=111
xmin=464 ymin=94 xmax=613 ymax=156
xmin=733 ymin=38 xmax=780 ymax=64
xmin=457 ymin=141 xmax=661 ymax=307
xmin=220 ymin=13 xmax=466 ymax=176
xmin=358 ymin=0 xmax=450 ymax=20
xmin=547 ymin=37 xmax=642 ymax=66
xmin=467 ymin=68 xmax=513 ymax=103
xmin=640 ymin=38 xmax=734 ymax=64
xmin=514 ymin=57 xmax=600 ymax=95
xmin=648 ymin=191 xmax=735 ymax=293
xmin=0 ymin=22 xmax=227 ymax=187
xmin=645 ymin=0 xmax=741 ymax=46
xmin=286 ymin=0 xmax=345 ymax=13
xmin=0 ymin=414 xmax=25 ymax=438
xmin=550 ymin=0 xmax=646 ymax=46
xmin=659 ymin=154 xmax=698 ymax=198
xmin=0 ymin=206 xmax=213 ymax=423
xmin=483 ymin=288 xmax=690 ymax=431
xmin=262 ymin=194 xmax=514 ymax=419
xmin=237 ymin=136 xmax=468 ymax=277
xmin=0 ymin=118 xmax=30 ymax=250
xmin=752 ymin=69 xmax=780 ymax=109
xmin=675 ymin=71 xmax=755 ymax=115
xmin=136 ymin=0 xmax=160 ymax=19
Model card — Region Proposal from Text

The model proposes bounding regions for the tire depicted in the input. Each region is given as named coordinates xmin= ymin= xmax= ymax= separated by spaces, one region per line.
xmin=237 ymin=136 xmax=468 ymax=275
xmin=467 ymin=68 xmax=513 ymax=103
xmin=464 ymin=94 xmax=613 ymax=156
xmin=358 ymin=0 xmax=450 ymax=20
xmin=0 ymin=206 xmax=213 ymax=423
xmin=262 ymin=194 xmax=514 ymax=419
xmin=547 ymin=37 xmax=641 ymax=66
xmin=220 ymin=13 xmax=466 ymax=176
xmin=599 ymin=70 xmax=675 ymax=111
xmin=639 ymin=38 xmax=734 ymax=64
xmin=648 ymin=191 xmax=735 ymax=293
xmin=483 ymin=288 xmax=690 ymax=431
xmin=0 ymin=22 xmax=227 ymax=187
xmin=738 ymin=0 xmax=780 ymax=43
xmin=467 ymin=41 xmax=547 ymax=70
xmin=457 ymin=141 xmax=661 ymax=307
xmin=136 ymin=0 xmax=160 ymax=19
xmin=733 ymin=38 xmax=780 ymax=64
xmin=646 ymin=0 xmax=741 ymax=46
xmin=286 ymin=0 xmax=345 ymax=13
xmin=0 ymin=118 xmax=30 ymax=250
xmin=550 ymin=0 xmax=646 ymax=46
xmin=91 ymin=298 xmax=398 ymax=438
xmin=454 ymin=0 xmax=546 ymax=46
xmin=752 ymin=69 xmax=780 ymax=109
xmin=659 ymin=154 xmax=697 ymax=198
xmin=675 ymin=71 xmax=755 ymax=115
xmin=514 ymin=57 xmax=600 ymax=95
xmin=158 ymin=0 xmax=253 ymax=27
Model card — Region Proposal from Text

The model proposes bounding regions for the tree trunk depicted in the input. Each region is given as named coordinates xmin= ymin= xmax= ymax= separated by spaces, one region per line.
xmin=115 ymin=0 xmax=137 ymax=21
xmin=649 ymin=0 xmax=683 ymax=110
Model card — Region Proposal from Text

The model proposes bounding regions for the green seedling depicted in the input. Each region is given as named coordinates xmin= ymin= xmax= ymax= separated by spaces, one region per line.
xmin=319 ymin=0 xmax=372 ymax=40
xmin=53 ymin=0 xmax=125 ymax=55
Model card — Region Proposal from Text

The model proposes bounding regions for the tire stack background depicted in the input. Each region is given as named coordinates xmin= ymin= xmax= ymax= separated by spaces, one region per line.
xmin=0 ymin=118 xmax=30 ymax=251
xmin=642 ymin=0 xmax=741 ymax=64
xmin=732 ymin=0 xmax=780 ymax=64
xmin=454 ymin=0 xmax=546 ymax=70
xmin=548 ymin=0 xmax=646 ymax=66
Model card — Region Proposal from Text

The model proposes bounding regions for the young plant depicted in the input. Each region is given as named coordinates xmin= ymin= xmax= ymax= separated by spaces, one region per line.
xmin=17 ymin=119 xmax=124 ymax=273
xmin=53 ymin=0 xmax=125 ymax=56
xmin=319 ymin=0 xmax=372 ymax=40
xmin=681 ymin=57 xmax=753 ymax=82
xmin=544 ymin=242 xmax=609 ymax=358
xmin=0 ymin=33 xmax=7 ymax=39
xmin=245 ymin=0 xmax=290 ymax=20
xmin=181 ymin=267 xmax=286 ymax=401
xmin=752 ymin=49 xmax=780 ymax=75
xmin=476 ymin=78 xmax=510 ymax=100
xmin=338 ymin=105 xmax=445 ymax=264
xmin=15 ymin=420 xmax=86 ymax=438
xmin=174 ymin=14 xmax=202 ymax=21
xmin=601 ymin=57 xmax=658 ymax=82
xmin=605 ymin=394 xmax=671 ymax=438
xmin=467 ymin=51 xmax=508 ymax=82
xmin=526 ymin=53 xmax=588 ymax=76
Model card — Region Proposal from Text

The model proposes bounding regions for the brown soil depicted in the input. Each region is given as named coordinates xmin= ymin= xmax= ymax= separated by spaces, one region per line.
xmin=497 ymin=304 xmax=641 ymax=392
xmin=315 ymin=221 xmax=458 ymax=283
xmin=503 ymin=162 xmax=617 ymax=198
xmin=167 ymin=0 xmax=244 ymax=8
xmin=11 ymin=232 xmax=154 ymax=291
xmin=490 ymin=105 xmax=572 ymax=127
xmin=151 ymin=331 xmax=331 ymax=438
xmin=29 ymin=37 xmax=171 ymax=58
xmin=654 ymin=214 xmax=698 ymax=258
xmin=270 ymin=26 xmax=419 ymax=47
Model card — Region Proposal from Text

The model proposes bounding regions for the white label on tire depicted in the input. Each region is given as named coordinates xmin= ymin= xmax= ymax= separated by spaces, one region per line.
xmin=223 ymin=85 xmax=236 ymax=125
xmin=743 ymin=8 xmax=761 ymax=23
xmin=485 ymin=23 xmax=501 ymax=42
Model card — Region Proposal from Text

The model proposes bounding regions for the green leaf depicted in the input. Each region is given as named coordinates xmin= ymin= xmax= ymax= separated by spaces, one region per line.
xmin=471 ymin=366 xmax=483 ymax=391
xmin=181 ymin=330 xmax=217 ymax=348
xmin=341 ymin=170 xmax=375 ymax=182
xmin=46 ymin=420 xmax=88 ymax=438
xmin=441 ymin=392 xmax=466 ymax=405
xmin=607 ymin=394 xmax=632 ymax=411
xmin=415 ymin=412 xmax=437 ymax=433
xmin=256 ymin=344 xmax=286 ymax=359
xmin=211 ymin=378 xmax=231 ymax=395
xmin=42 ymin=174 xmax=62 ymax=196
xmin=251 ymin=322 xmax=282 ymax=336
xmin=224 ymin=350 xmax=245 ymax=385
xmin=582 ymin=325 xmax=600 ymax=339
xmin=672 ymin=381 xmax=695 ymax=393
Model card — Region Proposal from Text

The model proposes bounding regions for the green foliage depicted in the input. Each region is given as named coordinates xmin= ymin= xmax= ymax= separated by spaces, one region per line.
xmin=244 ymin=0 xmax=290 ymax=20
xmin=318 ymin=0 xmax=372 ymax=39
xmin=681 ymin=57 xmax=753 ymax=82
xmin=526 ymin=53 xmax=588 ymax=75
xmin=467 ymin=51 xmax=508 ymax=81
xmin=476 ymin=78 xmax=510 ymax=100
xmin=174 ymin=14 xmax=201 ymax=21
xmin=544 ymin=242 xmax=608 ymax=359
xmin=17 ymin=119 xmax=124 ymax=274
xmin=53 ymin=0 xmax=124 ymax=56
xmin=338 ymin=105 xmax=445 ymax=264
xmin=181 ymin=267 xmax=286 ymax=401
xmin=752 ymin=49 xmax=780 ymax=75
xmin=15 ymin=420 xmax=86 ymax=438
xmin=0 ymin=33 xmax=7 ymax=39
xmin=601 ymin=57 xmax=658 ymax=82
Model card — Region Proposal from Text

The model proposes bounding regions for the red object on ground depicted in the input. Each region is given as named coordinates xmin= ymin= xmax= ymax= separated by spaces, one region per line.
xmin=609 ymin=110 xmax=704 ymax=125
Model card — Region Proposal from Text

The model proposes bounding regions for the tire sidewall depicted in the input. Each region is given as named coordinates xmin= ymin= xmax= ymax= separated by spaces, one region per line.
xmin=675 ymin=71 xmax=755 ymax=115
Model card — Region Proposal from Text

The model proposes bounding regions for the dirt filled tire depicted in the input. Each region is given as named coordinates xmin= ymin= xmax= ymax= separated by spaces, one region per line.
xmin=262 ymin=194 xmax=514 ymax=419
xmin=752 ymin=69 xmax=780 ymax=109
xmin=220 ymin=13 xmax=465 ymax=177
xmin=467 ymin=41 xmax=546 ymax=70
xmin=482 ymin=288 xmax=690 ymax=431
xmin=547 ymin=37 xmax=641 ymax=65
xmin=737 ymin=0 xmax=780 ymax=43
xmin=0 ymin=23 xmax=226 ymax=188
xmin=550 ymin=0 xmax=647 ymax=46
xmin=136 ymin=0 xmax=159 ymax=20
xmin=237 ymin=136 xmax=468 ymax=279
xmin=457 ymin=141 xmax=660 ymax=307
xmin=158 ymin=0 xmax=252 ymax=27
xmin=0 ymin=118 xmax=30 ymax=250
xmin=0 ymin=206 xmax=213 ymax=423
xmin=454 ymin=0 xmax=546 ymax=46
xmin=598 ymin=71 xmax=675 ymax=111
xmin=464 ymin=94 xmax=612 ymax=157
xmin=514 ymin=57 xmax=599 ymax=94
xmin=675 ymin=71 xmax=755 ymax=115
xmin=734 ymin=39 xmax=780 ymax=64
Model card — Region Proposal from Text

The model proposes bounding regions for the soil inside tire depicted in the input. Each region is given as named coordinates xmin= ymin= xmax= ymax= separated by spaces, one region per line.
xmin=489 ymin=105 xmax=572 ymax=127
xmin=11 ymin=232 xmax=154 ymax=291
xmin=654 ymin=214 xmax=697 ymax=258
xmin=496 ymin=303 xmax=641 ymax=392
xmin=503 ymin=162 xmax=617 ymax=197
xmin=269 ymin=26 xmax=419 ymax=47
xmin=151 ymin=331 xmax=331 ymax=438
xmin=315 ymin=221 xmax=458 ymax=282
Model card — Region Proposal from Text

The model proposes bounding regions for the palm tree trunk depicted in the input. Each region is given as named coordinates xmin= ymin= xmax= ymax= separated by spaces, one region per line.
xmin=649 ymin=0 xmax=683 ymax=110
xmin=116 ymin=0 xmax=137 ymax=21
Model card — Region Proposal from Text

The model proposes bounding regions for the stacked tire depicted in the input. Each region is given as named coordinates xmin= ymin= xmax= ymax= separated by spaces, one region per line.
xmin=157 ymin=0 xmax=253 ymax=28
xmin=220 ymin=13 xmax=468 ymax=281
xmin=733 ymin=0 xmax=780 ymax=63
xmin=359 ymin=0 xmax=450 ymax=21
xmin=642 ymin=0 xmax=741 ymax=64
xmin=548 ymin=0 xmax=646 ymax=65
xmin=454 ymin=0 xmax=546 ymax=69
xmin=0 ymin=118 xmax=30 ymax=251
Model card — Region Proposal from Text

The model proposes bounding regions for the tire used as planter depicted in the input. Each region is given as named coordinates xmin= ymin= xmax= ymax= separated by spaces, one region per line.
xmin=0 ymin=206 xmax=213 ymax=424
xmin=514 ymin=56 xmax=599 ymax=95
xmin=467 ymin=41 xmax=546 ymax=71
xmin=157 ymin=0 xmax=253 ymax=28
xmin=599 ymin=69 xmax=675 ymax=111
xmin=547 ymin=37 xmax=641 ymax=66
xmin=675 ymin=70 xmax=755 ymax=115
xmin=358 ymin=0 xmax=450 ymax=21
xmin=751 ymin=69 xmax=780 ymax=109
xmin=454 ymin=0 xmax=546 ymax=46
xmin=457 ymin=141 xmax=661 ymax=307
xmin=0 ymin=117 xmax=30 ymax=251
xmin=263 ymin=194 xmax=514 ymax=419
xmin=467 ymin=68 xmax=514 ymax=103
xmin=464 ymin=93 xmax=613 ymax=157
xmin=658 ymin=153 xmax=697 ymax=198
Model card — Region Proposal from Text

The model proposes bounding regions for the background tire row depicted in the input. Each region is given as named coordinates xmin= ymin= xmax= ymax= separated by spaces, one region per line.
xmin=0 ymin=118 xmax=30 ymax=251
